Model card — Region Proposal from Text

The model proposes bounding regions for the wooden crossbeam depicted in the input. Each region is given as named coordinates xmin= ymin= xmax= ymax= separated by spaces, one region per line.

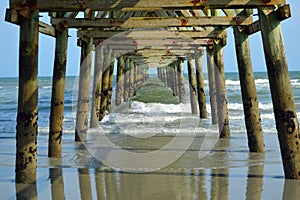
xmin=77 ymin=29 xmax=227 ymax=39
xmin=51 ymin=16 xmax=253 ymax=28
xmin=92 ymin=38 xmax=213 ymax=50
xmin=10 ymin=0 xmax=286 ymax=12
xmin=247 ymin=4 xmax=290 ymax=35
xmin=5 ymin=8 xmax=56 ymax=37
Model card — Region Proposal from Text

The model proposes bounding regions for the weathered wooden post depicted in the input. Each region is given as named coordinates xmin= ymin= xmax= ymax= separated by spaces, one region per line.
xmin=195 ymin=50 xmax=208 ymax=118
xmin=106 ymin=51 xmax=115 ymax=113
xmin=214 ymin=44 xmax=230 ymax=138
xmin=115 ymin=56 xmax=125 ymax=106
xmin=123 ymin=57 xmax=130 ymax=102
xmin=259 ymin=7 xmax=300 ymax=179
xmin=75 ymin=37 xmax=93 ymax=141
xmin=172 ymin=62 xmax=179 ymax=96
xmin=90 ymin=45 xmax=104 ymax=127
xmin=177 ymin=58 xmax=186 ymax=104
xmin=75 ymin=11 xmax=94 ymax=141
xmin=133 ymin=62 xmax=137 ymax=92
xmin=99 ymin=48 xmax=112 ymax=121
xmin=206 ymin=48 xmax=218 ymax=125
xmin=129 ymin=60 xmax=135 ymax=97
xmin=166 ymin=64 xmax=174 ymax=93
xmin=233 ymin=25 xmax=265 ymax=152
xmin=48 ymin=13 xmax=69 ymax=157
xmin=16 ymin=9 xmax=39 ymax=184
xmin=157 ymin=67 xmax=162 ymax=80
xmin=187 ymin=55 xmax=199 ymax=114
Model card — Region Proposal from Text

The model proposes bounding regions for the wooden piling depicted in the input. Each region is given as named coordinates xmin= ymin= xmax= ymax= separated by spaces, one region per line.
xmin=172 ymin=63 xmax=179 ymax=96
xmin=106 ymin=51 xmax=115 ymax=113
xmin=90 ymin=45 xmax=104 ymax=127
xmin=129 ymin=60 xmax=135 ymax=97
xmin=123 ymin=57 xmax=130 ymax=102
xmin=207 ymin=49 xmax=218 ymax=125
xmin=75 ymin=37 xmax=93 ymax=141
xmin=115 ymin=56 xmax=125 ymax=106
xmin=259 ymin=8 xmax=300 ymax=179
xmin=99 ymin=48 xmax=112 ymax=121
xmin=195 ymin=50 xmax=208 ymax=119
xmin=163 ymin=67 xmax=167 ymax=86
xmin=177 ymin=58 xmax=186 ymax=104
xmin=214 ymin=45 xmax=230 ymax=138
xmin=187 ymin=56 xmax=199 ymax=114
xmin=233 ymin=26 xmax=265 ymax=152
xmin=16 ymin=10 xmax=39 ymax=184
xmin=75 ymin=11 xmax=94 ymax=141
xmin=48 ymin=17 xmax=68 ymax=157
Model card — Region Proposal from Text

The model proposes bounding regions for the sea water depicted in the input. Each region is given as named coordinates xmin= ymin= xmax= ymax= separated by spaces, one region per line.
xmin=0 ymin=72 xmax=300 ymax=199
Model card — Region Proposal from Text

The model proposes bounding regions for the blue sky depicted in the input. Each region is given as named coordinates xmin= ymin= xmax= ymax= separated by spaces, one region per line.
xmin=0 ymin=1 xmax=299 ymax=77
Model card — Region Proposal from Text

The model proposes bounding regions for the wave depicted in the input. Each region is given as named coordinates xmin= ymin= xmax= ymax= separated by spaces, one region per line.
xmin=129 ymin=101 xmax=192 ymax=114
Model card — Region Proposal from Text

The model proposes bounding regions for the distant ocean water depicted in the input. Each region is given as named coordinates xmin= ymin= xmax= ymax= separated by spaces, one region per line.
xmin=0 ymin=71 xmax=299 ymax=139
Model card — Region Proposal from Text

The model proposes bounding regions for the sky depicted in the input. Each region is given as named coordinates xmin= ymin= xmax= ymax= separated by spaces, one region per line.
xmin=0 ymin=1 xmax=299 ymax=77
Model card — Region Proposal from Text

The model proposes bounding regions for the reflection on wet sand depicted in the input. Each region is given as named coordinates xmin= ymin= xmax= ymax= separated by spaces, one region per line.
xmin=78 ymin=169 xmax=93 ymax=200
xmin=9 ymin=137 xmax=300 ymax=199
xmin=245 ymin=154 xmax=265 ymax=200
xmin=210 ymin=139 xmax=229 ymax=200
xmin=49 ymin=168 xmax=66 ymax=200
xmin=15 ymin=183 xmax=37 ymax=200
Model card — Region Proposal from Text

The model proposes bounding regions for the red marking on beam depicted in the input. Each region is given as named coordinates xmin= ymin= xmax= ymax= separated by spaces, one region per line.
xmin=17 ymin=0 xmax=37 ymax=10
xmin=261 ymin=0 xmax=272 ymax=3
xmin=233 ymin=16 xmax=243 ymax=25
xmin=181 ymin=18 xmax=189 ymax=26
xmin=207 ymin=40 xmax=213 ymax=45
xmin=190 ymin=0 xmax=206 ymax=6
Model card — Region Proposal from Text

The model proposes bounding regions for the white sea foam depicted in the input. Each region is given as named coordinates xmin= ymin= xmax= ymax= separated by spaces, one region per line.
xmin=42 ymin=86 xmax=52 ymax=89
xmin=226 ymin=80 xmax=240 ymax=85
xmin=129 ymin=101 xmax=192 ymax=114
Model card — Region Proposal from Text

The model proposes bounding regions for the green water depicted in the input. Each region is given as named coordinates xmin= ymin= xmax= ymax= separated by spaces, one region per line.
xmin=131 ymin=79 xmax=179 ymax=104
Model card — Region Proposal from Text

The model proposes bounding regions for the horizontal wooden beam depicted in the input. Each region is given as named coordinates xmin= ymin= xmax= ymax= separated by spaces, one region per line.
xmin=5 ymin=8 xmax=56 ymax=37
xmin=10 ymin=0 xmax=286 ymax=12
xmin=92 ymin=38 xmax=213 ymax=50
xmin=77 ymin=29 xmax=227 ymax=39
xmin=247 ymin=4 xmax=291 ymax=35
xmin=52 ymin=16 xmax=253 ymax=28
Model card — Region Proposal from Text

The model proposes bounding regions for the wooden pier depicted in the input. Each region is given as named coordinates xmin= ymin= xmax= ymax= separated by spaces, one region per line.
xmin=4 ymin=0 xmax=300 ymax=182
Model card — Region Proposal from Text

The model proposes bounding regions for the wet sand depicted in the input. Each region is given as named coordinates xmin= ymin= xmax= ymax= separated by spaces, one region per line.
xmin=1 ymin=132 xmax=300 ymax=199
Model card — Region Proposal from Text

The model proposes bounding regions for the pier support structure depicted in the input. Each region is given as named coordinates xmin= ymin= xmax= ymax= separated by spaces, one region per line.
xmin=90 ymin=45 xmax=104 ymax=127
xmin=177 ymin=58 xmax=186 ymax=104
xmin=187 ymin=55 xmax=199 ymax=114
xmin=123 ymin=57 xmax=130 ymax=102
xmin=206 ymin=48 xmax=218 ymax=125
xmin=49 ymin=13 xmax=69 ymax=157
xmin=195 ymin=50 xmax=208 ymax=118
xmin=106 ymin=51 xmax=115 ymax=113
xmin=259 ymin=7 xmax=300 ymax=179
xmin=214 ymin=44 xmax=230 ymax=138
xmin=75 ymin=36 xmax=93 ymax=141
xmin=16 ymin=10 xmax=39 ymax=183
xmin=115 ymin=56 xmax=125 ymax=106
xmin=99 ymin=48 xmax=112 ymax=121
xmin=233 ymin=23 xmax=265 ymax=152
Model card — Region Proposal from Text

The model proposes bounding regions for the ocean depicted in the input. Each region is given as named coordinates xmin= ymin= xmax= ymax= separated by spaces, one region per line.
xmin=0 ymin=71 xmax=300 ymax=199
